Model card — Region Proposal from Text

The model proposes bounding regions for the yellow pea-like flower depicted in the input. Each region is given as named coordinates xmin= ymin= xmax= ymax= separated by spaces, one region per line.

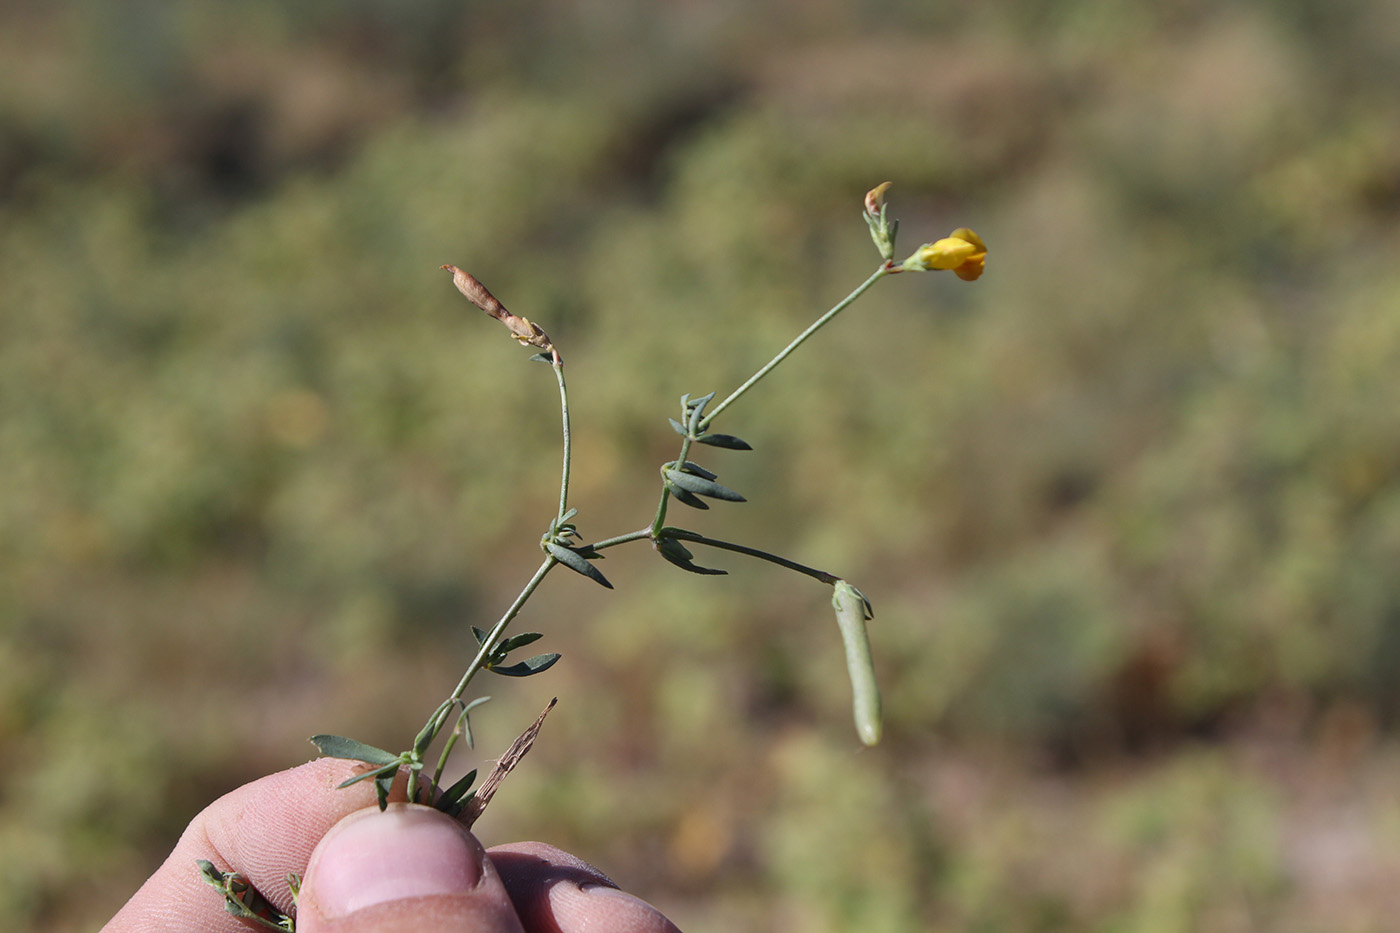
xmin=904 ymin=227 xmax=987 ymax=280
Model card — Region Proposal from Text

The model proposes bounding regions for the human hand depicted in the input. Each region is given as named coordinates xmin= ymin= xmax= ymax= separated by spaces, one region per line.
xmin=103 ymin=757 xmax=682 ymax=933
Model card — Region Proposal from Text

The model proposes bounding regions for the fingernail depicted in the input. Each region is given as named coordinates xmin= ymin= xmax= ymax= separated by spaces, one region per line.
xmin=303 ymin=804 xmax=483 ymax=919
xmin=563 ymin=883 xmax=683 ymax=932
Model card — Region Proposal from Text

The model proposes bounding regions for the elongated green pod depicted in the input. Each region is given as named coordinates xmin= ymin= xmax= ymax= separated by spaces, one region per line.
xmin=831 ymin=581 xmax=882 ymax=746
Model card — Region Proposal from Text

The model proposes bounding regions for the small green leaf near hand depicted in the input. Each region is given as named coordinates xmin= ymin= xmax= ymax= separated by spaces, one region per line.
xmin=309 ymin=735 xmax=401 ymax=767
xmin=438 ymin=768 xmax=479 ymax=815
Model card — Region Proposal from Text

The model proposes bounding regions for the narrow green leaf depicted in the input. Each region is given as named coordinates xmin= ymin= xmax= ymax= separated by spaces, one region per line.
xmin=455 ymin=695 xmax=491 ymax=749
xmin=677 ymin=460 xmax=717 ymax=480
xmin=685 ymin=390 xmax=717 ymax=411
xmin=695 ymin=432 xmax=753 ymax=450
xmin=471 ymin=626 xmax=489 ymax=645
xmin=668 ymin=484 xmax=710 ymax=510
xmin=498 ymin=631 xmax=546 ymax=653
xmin=491 ymin=652 xmax=563 ymax=676
xmin=335 ymin=761 xmax=402 ymax=789
xmin=655 ymin=541 xmax=728 ymax=575
xmin=310 ymin=735 xmax=400 ymax=767
xmin=374 ymin=771 xmax=393 ymax=810
xmin=655 ymin=536 xmax=693 ymax=562
xmin=654 ymin=535 xmax=727 ymax=574
xmin=528 ymin=353 xmax=554 ymax=363
xmin=544 ymin=542 xmax=614 ymax=588
xmin=438 ymin=768 xmax=479 ymax=810
xmin=684 ymin=391 xmax=717 ymax=433
xmin=664 ymin=468 xmax=746 ymax=502
xmin=669 ymin=417 xmax=688 ymax=437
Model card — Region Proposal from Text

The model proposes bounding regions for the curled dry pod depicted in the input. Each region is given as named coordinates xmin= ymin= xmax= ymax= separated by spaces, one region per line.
xmin=831 ymin=580 xmax=882 ymax=746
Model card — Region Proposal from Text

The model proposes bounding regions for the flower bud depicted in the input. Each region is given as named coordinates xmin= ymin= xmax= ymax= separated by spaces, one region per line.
xmin=442 ymin=265 xmax=557 ymax=356
xmin=864 ymin=181 xmax=893 ymax=218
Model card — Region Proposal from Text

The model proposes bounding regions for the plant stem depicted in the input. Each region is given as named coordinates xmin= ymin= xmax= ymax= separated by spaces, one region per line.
xmin=699 ymin=265 xmax=889 ymax=432
xmin=649 ymin=435 xmax=694 ymax=536
xmin=408 ymin=555 xmax=558 ymax=801
xmin=590 ymin=528 xmax=652 ymax=551
xmin=659 ymin=527 xmax=841 ymax=584
xmin=454 ymin=556 xmax=557 ymax=702
xmin=553 ymin=359 xmax=571 ymax=522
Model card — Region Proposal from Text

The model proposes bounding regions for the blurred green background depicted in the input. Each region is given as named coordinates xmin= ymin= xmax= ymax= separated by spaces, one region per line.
xmin=4 ymin=1 xmax=1400 ymax=930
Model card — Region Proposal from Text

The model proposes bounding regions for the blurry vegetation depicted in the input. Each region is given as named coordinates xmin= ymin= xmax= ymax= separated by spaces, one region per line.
xmin=4 ymin=0 xmax=1400 ymax=930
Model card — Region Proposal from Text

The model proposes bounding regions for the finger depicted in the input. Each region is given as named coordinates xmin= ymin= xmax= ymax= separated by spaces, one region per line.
xmin=488 ymin=842 xmax=682 ymax=933
xmin=296 ymin=804 xmax=524 ymax=933
xmin=103 ymin=757 xmax=406 ymax=933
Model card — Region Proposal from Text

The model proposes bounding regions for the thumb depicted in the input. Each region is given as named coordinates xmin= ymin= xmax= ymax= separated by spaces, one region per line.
xmin=296 ymin=804 xmax=524 ymax=933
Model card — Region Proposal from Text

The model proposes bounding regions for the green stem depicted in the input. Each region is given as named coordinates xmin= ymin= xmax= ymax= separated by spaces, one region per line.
xmin=408 ymin=556 xmax=557 ymax=802
xmin=453 ymin=557 xmax=557 ymax=702
xmin=649 ymin=435 xmax=694 ymax=536
xmin=553 ymin=359 xmax=571 ymax=522
xmin=659 ymin=527 xmax=841 ymax=584
xmin=589 ymin=528 xmax=652 ymax=551
xmin=699 ymin=265 xmax=889 ymax=432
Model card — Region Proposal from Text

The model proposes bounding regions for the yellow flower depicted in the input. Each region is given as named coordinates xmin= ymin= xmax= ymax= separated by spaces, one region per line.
xmin=908 ymin=228 xmax=987 ymax=280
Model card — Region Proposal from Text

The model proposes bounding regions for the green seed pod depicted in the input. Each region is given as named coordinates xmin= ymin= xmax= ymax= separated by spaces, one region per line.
xmin=831 ymin=580 xmax=882 ymax=746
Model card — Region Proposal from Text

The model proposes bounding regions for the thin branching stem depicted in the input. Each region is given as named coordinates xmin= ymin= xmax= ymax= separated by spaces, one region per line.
xmin=590 ymin=528 xmax=652 ymax=551
xmin=649 ymin=435 xmax=694 ymax=536
xmin=699 ymin=265 xmax=889 ymax=432
xmin=408 ymin=556 xmax=557 ymax=801
xmin=553 ymin=359 xmax=571 ymax=522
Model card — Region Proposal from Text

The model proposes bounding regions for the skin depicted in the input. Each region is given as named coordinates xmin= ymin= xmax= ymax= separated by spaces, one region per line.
xmin=103 ymin=758 xmax=681 ymax=933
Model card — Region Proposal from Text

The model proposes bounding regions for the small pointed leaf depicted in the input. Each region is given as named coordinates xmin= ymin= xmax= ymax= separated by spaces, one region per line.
xmin=498 ymin=631 xmax=546 ymax=653
xmin=335 ymin=760 xmax=403 ymax=790
xmin=664 ymin=468 xmax=746 ymax=502
xmin=669 ymin=417 xmax=688 ymax=437
xmin=655 ymin=539 xmax=728 ymax=575
xmin=677 ymin=460 xmax=717 ymax=480
xmin=695 ymin=432 xmax=753 ymax=450
xmin=438 ymin=768 xmax=479 ymax=813
xmin=310 ymin=735 xmax=400 ymax=767
xmin=668 ymin=485 xmax=710 ymax=510
xmin=544 ymin=542 xmax=614 ymax=588
xmin=491 ymin=652 xmax=563 ymax=677
xmin=684 ymin=390 xmax=717 ymax=411
xmin=528 ymin=353 xmax=554 ymax=363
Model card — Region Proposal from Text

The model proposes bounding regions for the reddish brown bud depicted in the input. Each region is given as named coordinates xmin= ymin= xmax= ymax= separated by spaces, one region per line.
xmin=442 ymin=264 xmax=506 ymax=320
xmin=442 ymin=265 xmax=557 ymax=356
xmin=864 ymin=181 xmax=892 ymax=217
